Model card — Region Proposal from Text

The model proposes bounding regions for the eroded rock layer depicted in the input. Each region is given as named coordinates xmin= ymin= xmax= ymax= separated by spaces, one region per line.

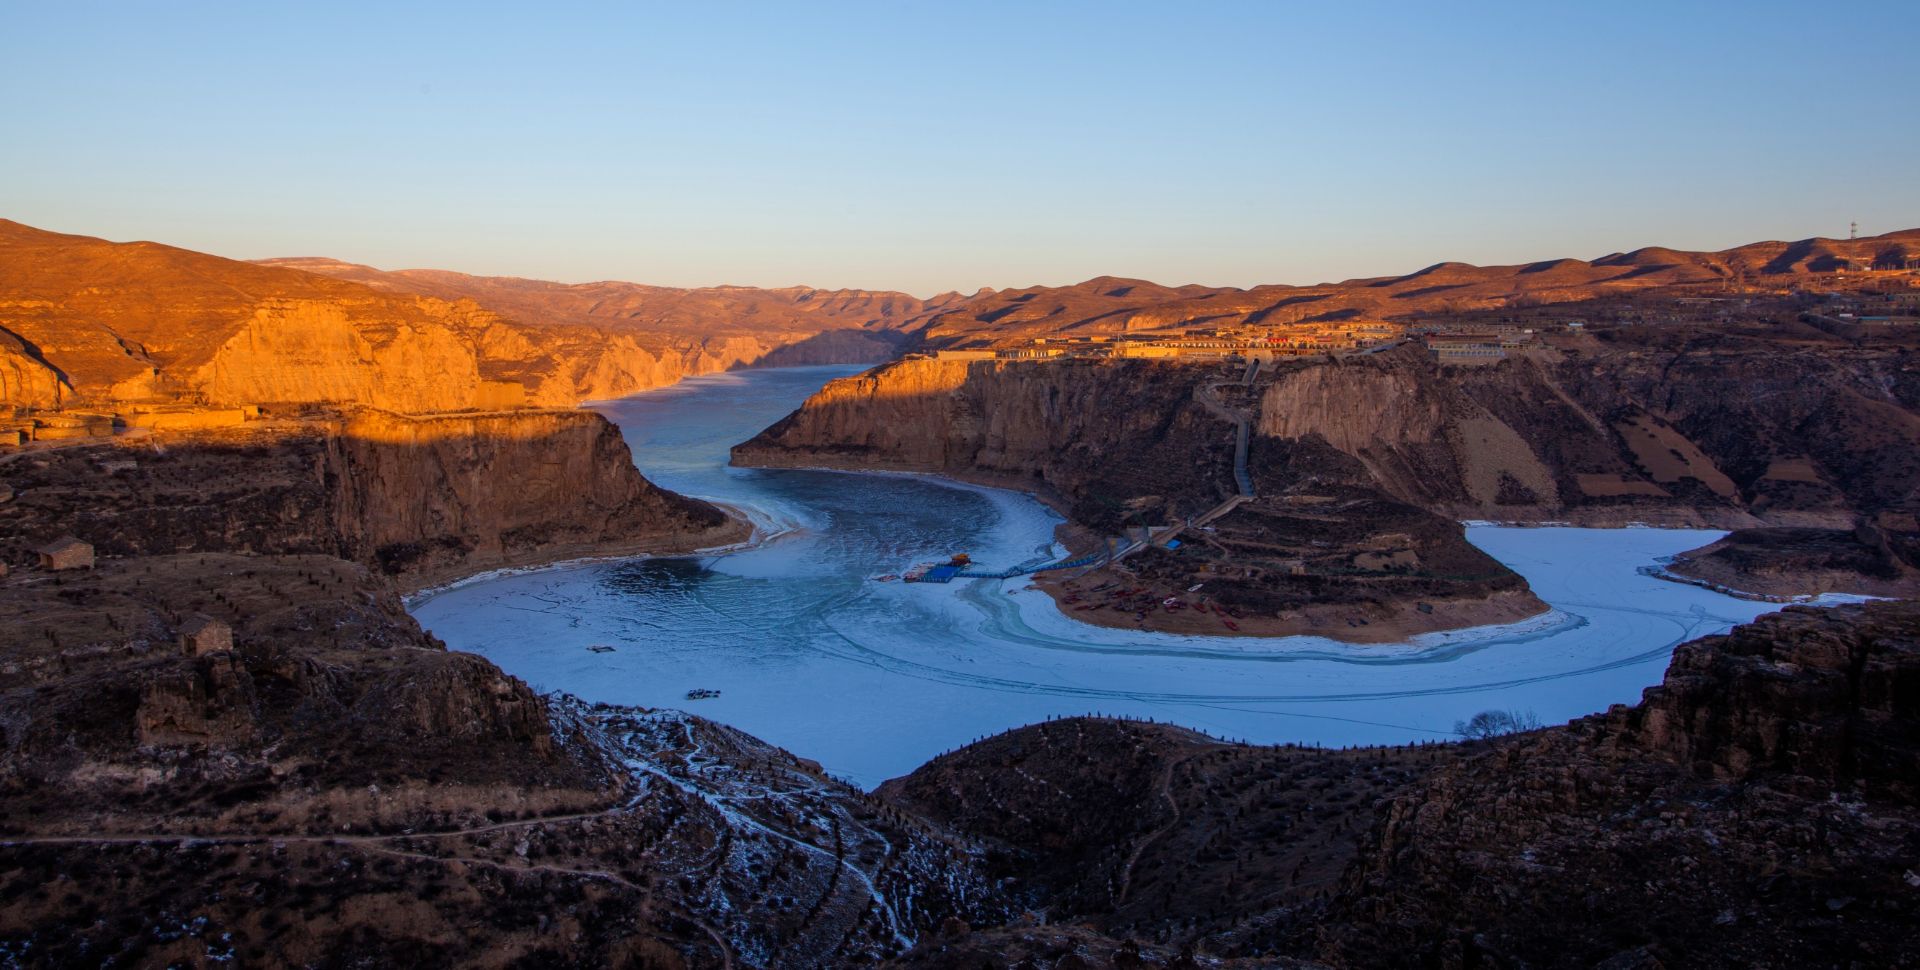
xmin=739 ymin=335 xmax=1920 ymax=530
xmin=0 ymin=410 xmax=740 ymax=589
xmin=734 ymin=325 xmax=1920 ymax=628
xmin=0 ymin=219 xmax=920 ymax=412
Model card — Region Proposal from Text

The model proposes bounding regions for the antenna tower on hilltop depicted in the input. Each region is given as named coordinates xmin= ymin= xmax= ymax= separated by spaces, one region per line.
xmin=1850 ymin=221 xmax=1859 ymax=240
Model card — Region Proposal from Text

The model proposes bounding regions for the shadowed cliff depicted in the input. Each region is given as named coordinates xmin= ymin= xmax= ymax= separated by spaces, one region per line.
xmin=0 ymin=409 xmax=742 ymax=590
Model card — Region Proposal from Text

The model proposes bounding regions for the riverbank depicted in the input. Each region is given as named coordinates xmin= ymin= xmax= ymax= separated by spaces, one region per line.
xmin=401 ymin=499 xmax=759 ymax=606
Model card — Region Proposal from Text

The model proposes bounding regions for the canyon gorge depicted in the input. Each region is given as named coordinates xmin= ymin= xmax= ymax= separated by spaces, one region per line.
xmin=3 ymin=217 xmax=1919 ymax=967
xmin=733 ymin=323 xmax=1920 ymax=634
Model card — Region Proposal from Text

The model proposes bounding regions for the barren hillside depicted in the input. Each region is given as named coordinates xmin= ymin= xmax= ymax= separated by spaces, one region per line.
xmin=903 ymin=229 xmax=1920 ymax=347
xmin=0 ymin=220 xmax=920 ymax=411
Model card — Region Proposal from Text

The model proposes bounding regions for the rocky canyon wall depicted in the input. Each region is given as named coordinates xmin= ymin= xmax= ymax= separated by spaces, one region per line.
xmin=1316 ymin=600 xmax=1920 ymax=969
xmin=0 ymin=330 xmax=70 ymax=409
xmin=1253 ymin=341 xmax=1920 ymax=528
xmin=880 ymin=601 xmax=1920 ymax=969
xmin=0 ymin=410 xmax=741 ymax=590
xmin=185 ymin=300 xmax=865 ymax=412
xmin=328 ymin=408 xmax=740 ymax=587
xmin=0 ymin=220 xmax=906 ymax=414
xmin=734 ymin=356 xmax=1239 ymax=522
xmin=741 ymin=339 xmax=1919 ymax=533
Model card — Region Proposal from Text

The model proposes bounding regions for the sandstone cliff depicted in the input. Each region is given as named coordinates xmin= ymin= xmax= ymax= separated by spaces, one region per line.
xmin=1247 ymin=337 xmax=1920 ymax=528
xmin=740 ymin=332 xmax=1920 ymax=532
xmin=328 ymin=408 xmax=739 ymax=587
xmin=732 ymin=327 xmax=1920 ymax=627
xmin=0 ymin=410 xmax=741 ymax=589
xmin=736 ymin=356 xmax=1543 ymax=635
xmin=735 ymin=357 xmax=1227 ymax=500
xmin=0 ymin=220 xmax=912 ymax=413
xmin=0 ymin=324 xmax=71 ymax=408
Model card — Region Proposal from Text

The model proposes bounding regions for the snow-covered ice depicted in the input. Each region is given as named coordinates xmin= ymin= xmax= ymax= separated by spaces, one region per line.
xmin=410 ymin=366 xmax=1825 ymax=788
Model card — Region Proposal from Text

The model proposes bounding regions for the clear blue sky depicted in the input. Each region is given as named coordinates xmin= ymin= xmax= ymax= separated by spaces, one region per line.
xmin=4 ymin=1 xmax=1915 ymax=295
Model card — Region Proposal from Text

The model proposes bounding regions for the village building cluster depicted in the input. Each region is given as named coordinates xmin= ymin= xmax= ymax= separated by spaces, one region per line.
xmin=922 ymin=317 xmax=1577 ymax=367
xmin=930 ymin=320 xmax=1412 ymax=364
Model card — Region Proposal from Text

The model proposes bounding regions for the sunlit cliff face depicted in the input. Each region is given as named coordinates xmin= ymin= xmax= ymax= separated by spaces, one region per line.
xmin=336 ymin=406 xmax=620 ymax=444
xmin=0 ymin=220 xmax=911 ymax=417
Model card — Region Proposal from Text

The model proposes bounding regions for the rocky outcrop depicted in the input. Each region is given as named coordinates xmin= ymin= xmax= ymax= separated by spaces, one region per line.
xmin=881 ymin=602 xmax=1920 ymax=969
xmin=1665 ymin=525 xmax=1920 ymax=599
xmin=0 ymin=410 xmax=742 ymax=589
xmin=0 ymin=325 xmax=70 ymax=408
xmin=1612 ymin=602 xmax=1920 ymax=792
xmin=1313 ymin=601 xmax=1920 ymax=969
xmin=744 ymin=332 xmax=1920 ymax=533
xmin=1252 ymin=338 xmax=1920 ymax=530
xmin=736 ymin=357 xmax=1237 ymax=516
xmin=196 ymin=299 xmax=483 ymax=411
xmin=173 ymin=295 xmax=817 ymax=411
xmin=1258 ymin=356 xmax=1566 ymax=515
xmin=0 ymin=554 xmax=587 ymax=816
xmin=328 ymin=408 xmax=738 ymax=587
xmin=737 ymin=357 xmax=979 ymax=470
xmin=0 ymin=549 xmax=1000 ymax=967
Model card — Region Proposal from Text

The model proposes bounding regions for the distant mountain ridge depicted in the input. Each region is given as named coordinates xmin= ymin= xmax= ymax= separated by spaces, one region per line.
xmin=253 ymin=256 xmax=948 ymax=338
xmin=901 ymin=229 xmax=1920 ymax=346
xmin=263 ymin=228 xmax=1920 ymax=352
xmin=3 ymin=218 xmax=1915 ymax=412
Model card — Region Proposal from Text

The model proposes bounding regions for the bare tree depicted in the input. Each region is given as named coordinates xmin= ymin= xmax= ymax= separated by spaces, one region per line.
xmin=1454 ymin=708 xmax=1543 ymax=740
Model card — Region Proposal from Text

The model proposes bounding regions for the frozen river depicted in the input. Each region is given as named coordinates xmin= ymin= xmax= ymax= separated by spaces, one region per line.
xmin=413 ymin=365 xmax=1796 ymax=787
